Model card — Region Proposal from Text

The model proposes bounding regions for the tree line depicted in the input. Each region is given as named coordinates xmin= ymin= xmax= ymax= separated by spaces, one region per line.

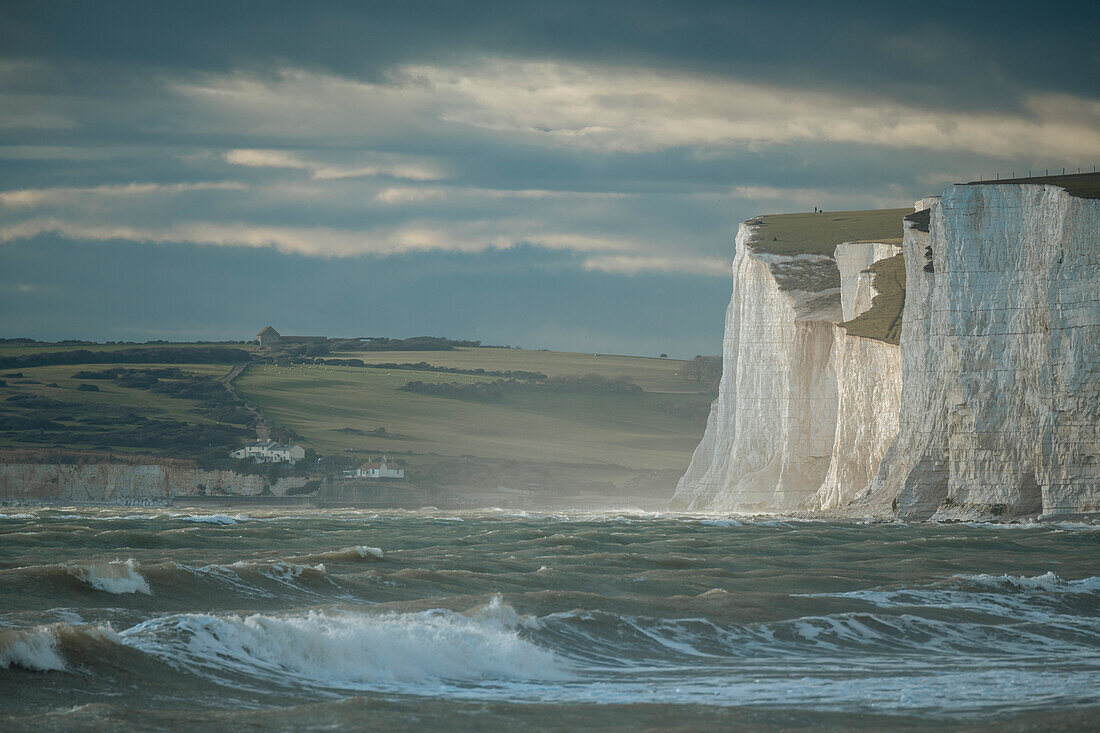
xmin=399 ymin=373 xmax=643 ymax=402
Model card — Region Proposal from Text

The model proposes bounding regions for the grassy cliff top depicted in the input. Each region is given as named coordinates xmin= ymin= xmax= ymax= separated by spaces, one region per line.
xmin=964 ymin=171 xmax=1100 ymax=199
xmin=749 ymin=208 xmax=909 ymax=257
xmin=840 ymin=253 xmax=906 ymax=345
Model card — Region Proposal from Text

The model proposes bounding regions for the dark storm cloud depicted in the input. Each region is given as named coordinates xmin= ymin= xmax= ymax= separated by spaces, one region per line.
xmin=3 ymin=1 xmax=1097 ymax=107
xmin=0 ymin=1 xmax=1097 ymax=354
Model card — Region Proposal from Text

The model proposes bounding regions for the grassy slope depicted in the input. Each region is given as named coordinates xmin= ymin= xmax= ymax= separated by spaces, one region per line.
xmin=840 ymin=253 xmax=906 ymax=345
xmin=0 ymin=359 xmax=236 ymax=451
xmin=1 ymin=343 xmax=712 ymax=482
xmin=235 ymin=349 xmax=711 ymax=471
xmin=750 ymin=208 xmax=908 ymax=257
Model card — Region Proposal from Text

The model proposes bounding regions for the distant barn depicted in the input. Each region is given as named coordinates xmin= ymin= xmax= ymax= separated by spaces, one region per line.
xmin=255 ymin=326 xmax=327 ymax=346
xmin=256 ymin=326 xmax=281 ymax=346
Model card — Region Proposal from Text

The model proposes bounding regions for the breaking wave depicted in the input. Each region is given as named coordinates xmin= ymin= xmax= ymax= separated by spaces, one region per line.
xmin=65 ymin=559 xmax=151 ymax=595
xmin=297 ymin=545 xmax=384 ymax=563
xmin=119 ymin=596 xmax=566 ymax=690
xmin=0 ymin=627 xmax=66 ymax=671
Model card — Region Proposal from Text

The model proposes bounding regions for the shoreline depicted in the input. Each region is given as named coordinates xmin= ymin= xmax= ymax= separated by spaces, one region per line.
xmin=2 ymin=499 xmax=1096 ymax=525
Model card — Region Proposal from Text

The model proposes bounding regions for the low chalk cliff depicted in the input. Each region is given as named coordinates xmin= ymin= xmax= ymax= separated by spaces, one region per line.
xmin=860 ymin=183 xmax=1100 ymax=519
xmin=676 ymin=178 xmax=1099 ymax=520
xmin=0 ymin=462 xmax=308 ymax=505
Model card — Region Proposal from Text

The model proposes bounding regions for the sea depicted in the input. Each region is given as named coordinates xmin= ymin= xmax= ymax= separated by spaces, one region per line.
xmin=1 ymin=508 xmax=1097 ymax=731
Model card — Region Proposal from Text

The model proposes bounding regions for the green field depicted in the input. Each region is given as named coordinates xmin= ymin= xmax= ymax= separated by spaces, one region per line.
xmin=0 ymin=356 xmax=247 ymax=454
xmin=0 ymin=343 xmax=715 ymax=495
xmin=2 ymin=362 xmax=230 ymax=424
xmin=750 ymin=208 xmax=908 ymax=257
xmin=235 ymin=349 xmax=712 ymax=470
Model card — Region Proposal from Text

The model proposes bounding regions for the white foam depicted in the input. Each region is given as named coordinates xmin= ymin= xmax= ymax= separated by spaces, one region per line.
xmin=961 ymin=521 xmax=1043 ymax=530
xmin=66 ymin=559 xmax=151 ymax=595
xmin=801 ymin=572 xmax=1100 ymax=630
xmin=120 ymin=595 xmax=566 ymax=691
xmin=228 ymin=560 xmax=327 ymax=581
xmin=700 ymin=518 xmax=742 ymax=527
xmin=321 ymin=545 xmax=383 ymax=560
xmin=0 ymin=627 xmax=66 ymax=671
xmin=950 ymin=571 xmax=1100 ymax=594
xmin=1052 ymin=522 xmax=1100 ymax=532
xmin=181 ymin=514 xmax=240 ymax=525
xmin=0 ymin=513 xmax=34 ymax=520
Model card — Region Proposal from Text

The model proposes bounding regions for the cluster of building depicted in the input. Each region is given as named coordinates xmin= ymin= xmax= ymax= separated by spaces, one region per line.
xmin=230 ymin=441 xmax=306 ymax=465
xmin=343 ymin=456 xmax=405 ymax=480
xmin=229 ymin=442 xmax=407 ymax=483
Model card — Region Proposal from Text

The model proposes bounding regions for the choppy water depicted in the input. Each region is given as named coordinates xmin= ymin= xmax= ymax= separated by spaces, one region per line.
xmin=1 ymin=508 xmax=1098 ymax=731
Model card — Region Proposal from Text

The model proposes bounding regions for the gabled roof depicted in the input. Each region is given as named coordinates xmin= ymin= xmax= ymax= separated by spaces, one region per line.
xmin=257 ymin=326 xmax=280 ymax=337
xmin=360 ymin=461 xmax=384 ymax=469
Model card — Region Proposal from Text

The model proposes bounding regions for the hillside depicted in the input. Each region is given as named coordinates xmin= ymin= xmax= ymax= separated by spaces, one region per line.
xmin=0 ymin=342 xmax=716 ymax=502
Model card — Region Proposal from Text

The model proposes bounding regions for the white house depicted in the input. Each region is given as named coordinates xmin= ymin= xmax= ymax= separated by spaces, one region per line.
xmin=231 ymin=441 xmax=306 ymax=465
xmin=355 ymin=456 xmax=405 ymax=479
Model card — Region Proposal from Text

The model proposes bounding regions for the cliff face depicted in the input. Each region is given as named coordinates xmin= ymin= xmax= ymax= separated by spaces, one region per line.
xmin=861 ymin=183 xmax=1100 ymax=519
xmin=675 ymin=180 xmax=1097 ymax=519
xmin=0 ymin=463 xmax=308 ymax=504
xmin=670 ymin=224 xmax=900 ymax=511
xmin=671 ymin=224 xmax=835 ymax=510
xmin=836 ymin=242 xmax=902 ymax=321
xmin=815 ymin=328 xmax=901 ymax=510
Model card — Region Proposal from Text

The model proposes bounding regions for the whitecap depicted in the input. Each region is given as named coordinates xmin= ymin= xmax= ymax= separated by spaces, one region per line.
xmin=180 ymin=514 xmax=239 ymax=525
xmin=0 ymin=627 xmax=66 ymax=671
xmin=66 ymin=558 xmax=151 ymax=595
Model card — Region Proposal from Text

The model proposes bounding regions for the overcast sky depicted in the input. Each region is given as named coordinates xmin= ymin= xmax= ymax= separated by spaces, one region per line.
xmin=2 ymin=1 xmax=1097 ymax=356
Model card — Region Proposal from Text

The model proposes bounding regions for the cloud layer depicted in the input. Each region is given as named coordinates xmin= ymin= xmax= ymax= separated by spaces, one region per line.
xmin=1 ymin=2 xmax=1096 ymax=352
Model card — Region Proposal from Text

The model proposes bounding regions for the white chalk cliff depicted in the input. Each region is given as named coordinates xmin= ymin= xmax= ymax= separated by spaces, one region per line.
xmin=670 ymin=223 xmax=900 ymax=511
xmin=674 ymin=181 xmax=1099 ymax=519
xmin=859 ymin=183 xmax=1100 ymax=519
